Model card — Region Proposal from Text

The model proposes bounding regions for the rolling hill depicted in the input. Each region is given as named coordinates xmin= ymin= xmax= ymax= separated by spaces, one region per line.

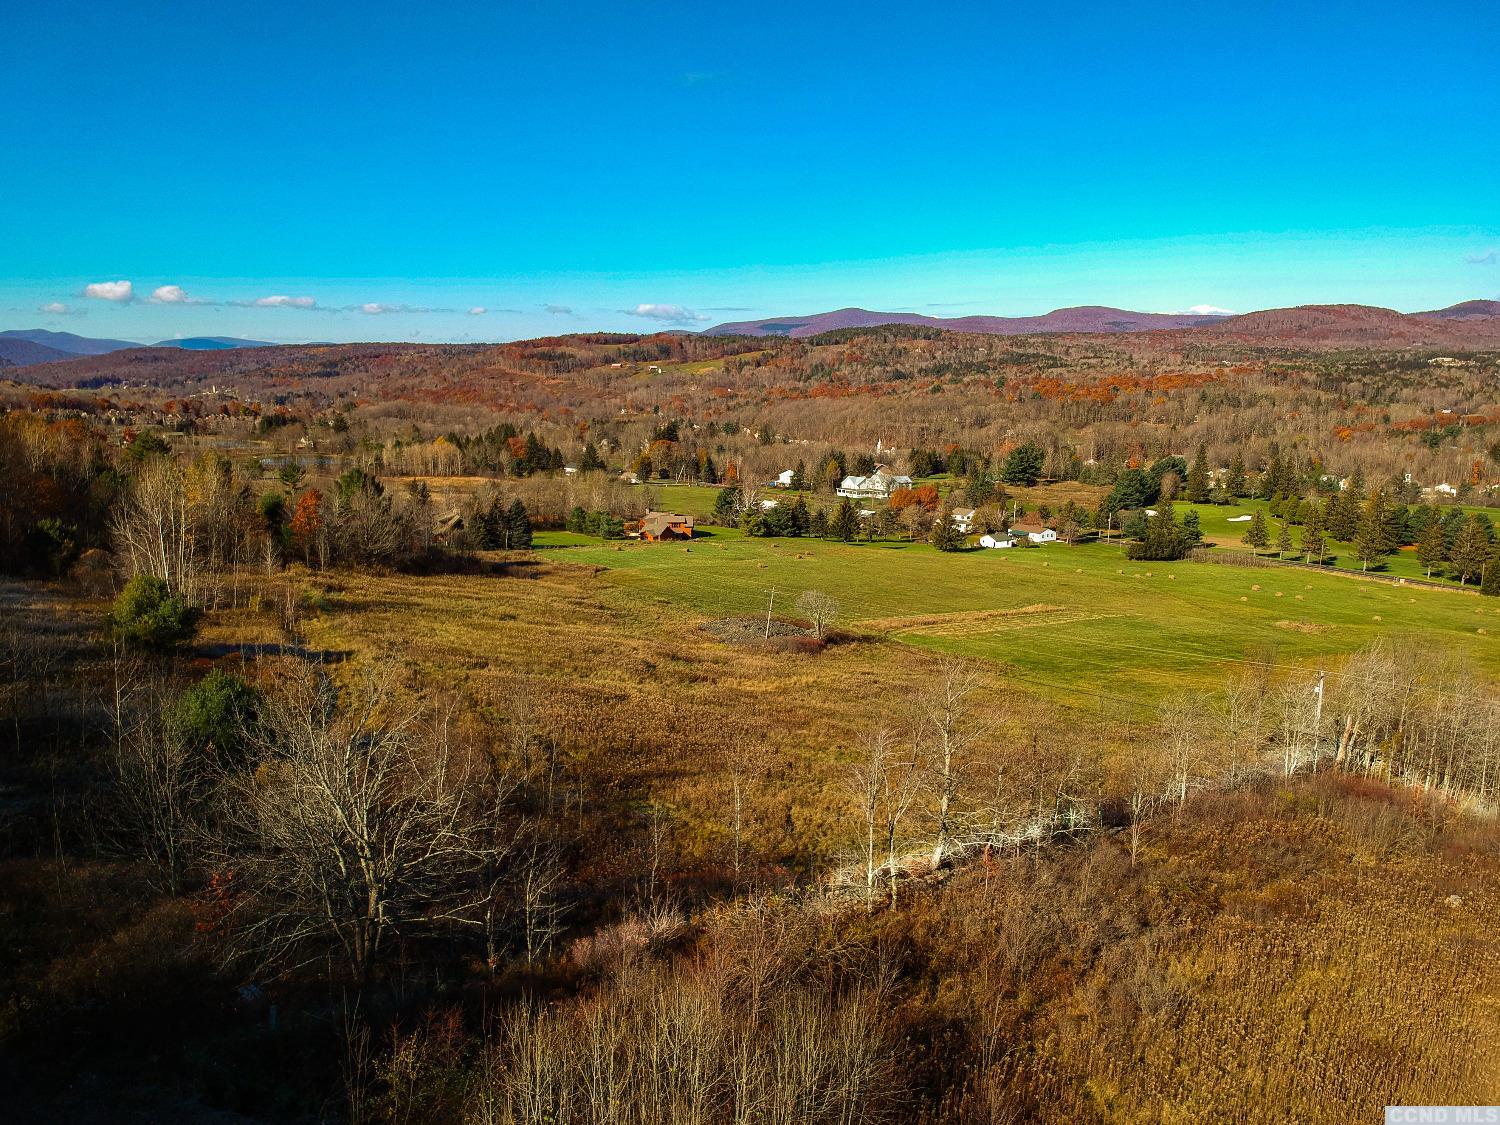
xmin=1414 ymin=299 xmax=1500 ymax=321
xmin=0 ymin=329 xmax=278 ymax=367
xmin=153 ymin=337 xmax=274 ymax=350
xmin=1194 ymin=303 xmax=1500 ymax=347
xmin=702 ymin=305 xmax=1229 ymax=338
xmin=0 ymin=338 xmax=75 ymax=366
xmin=0 ymin=328 xmax=140 ymax=357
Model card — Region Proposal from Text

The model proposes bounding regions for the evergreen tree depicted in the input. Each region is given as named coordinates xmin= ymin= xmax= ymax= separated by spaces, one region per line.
xmin=790 ymin=460 xmax=806 ymax=491
xmin=1257 ymin=456 xmax=1282 ymax=500
xmin=505 ymin=499 xmax=533 ymax=550
xmin=1275 ymin=520 xmax=1294 ymax=559
xmin=929 ymin=516 xmax=963 ymax=552
xmin=712 ymin=485 xmax=742 ymax=525
xmin=1123 ymin=509 xmax=1149 ymax=541
xmin=580 ymin=441 xmax=605 ymax=472
xmin=809 ymin=507 xmax=830 ymax=539
xmin=1001 ymin=441 xmax=1045 ymax=486
xmin=1353 ymin=492 xmax=1391 ymax=571
xmin=787 ymin=493 xmax=811 ymax=536
xmin=1416 ymin=517 xmax=1447 ymax=578
xmin=1225 ymin=453 xmax=1248 ymax=498
xmin=1325 ymin=491 xmax=1358 ymax=542
xmin=1241 ymin=509 xmax=1270 ymax=553
xmin=1481 ymin=549 xmax=1500 ymax=597
xmin=1126 ymin=504 xmax=1189 ymax=562
xmin=1185 ymin=444 xmax=1210 ymax=503
xmin=1300 ymin=514 xmax=1326 ymax=564
xmin=1179 ymin=509 xmax=1202 ymax=547
xmin=1108 ymin=468 xmax=1152 ymax=512
xmin=830 ymin=499 xmax=860 ymax=542
xmin=1449 ymin=515 xmax=1494 ymax=585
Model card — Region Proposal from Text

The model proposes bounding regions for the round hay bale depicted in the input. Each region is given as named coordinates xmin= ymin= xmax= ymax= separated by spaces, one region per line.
xmin=1239 ymin=596 xmax=1248 ymax=602
xmin=1372 ymin=614 xmax=1382 ymax=622
xmin=1275 ymin=591 xmax=1283 ymax=597
xmin=1251 ymin=583 xmax=1261 ymax=591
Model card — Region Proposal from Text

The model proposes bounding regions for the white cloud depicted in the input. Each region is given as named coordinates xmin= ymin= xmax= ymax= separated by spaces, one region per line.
xmin=39 ymin=301 xmax=71 ymax=315
xmin=149 ymin=284 xmax=204 ymax=304
xmin=356 ymin=302 xmax=449 ymax=315
xmin=1184 ymin=304 xmax=1236 ymax=316
xmin=252 ymin=295 xmax=317 ymax=309
xmin=625 ymin=302 xmax=709 ymax=324
xmin=468 ymin=306 xmax=488 ymax=316
xmin=544 ymin=304 xmax=573 ymax=315
xmin=83 ymin=280 xmax=133 ymax=302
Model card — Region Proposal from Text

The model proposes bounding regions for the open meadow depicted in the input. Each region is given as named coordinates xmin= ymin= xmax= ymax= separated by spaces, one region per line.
xmin=533 ymin=527 xmax=1500 ymax=709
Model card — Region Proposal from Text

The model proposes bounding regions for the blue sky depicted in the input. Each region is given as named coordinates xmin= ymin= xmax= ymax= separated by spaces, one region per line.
xmin=3 ymin=1 xmax=1497 ymax=343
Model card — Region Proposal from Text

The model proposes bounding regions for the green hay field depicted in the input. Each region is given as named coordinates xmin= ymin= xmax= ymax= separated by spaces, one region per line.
xmin=534 ymin=528 xmax=1500 ymax=710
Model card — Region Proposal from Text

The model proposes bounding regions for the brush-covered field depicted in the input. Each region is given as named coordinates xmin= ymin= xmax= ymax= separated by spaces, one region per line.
xmin=534 ymin=526 xmax=1499 ymax=709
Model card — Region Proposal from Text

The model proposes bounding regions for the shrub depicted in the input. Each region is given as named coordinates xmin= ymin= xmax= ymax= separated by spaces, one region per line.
xmin=107 ymin=576 xmax=201 ymax=650
xmin=168 ymin=669 xmax=261 ymax=763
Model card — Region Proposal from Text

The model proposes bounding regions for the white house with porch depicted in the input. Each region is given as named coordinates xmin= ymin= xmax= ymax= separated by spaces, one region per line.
xmin=837 ymin=469 xmax=913 ymax=500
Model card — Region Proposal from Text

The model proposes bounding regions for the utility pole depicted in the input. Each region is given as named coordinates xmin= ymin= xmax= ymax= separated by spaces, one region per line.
xmin=1312 ymin=669 xmax=1326 ymax=761
xmin=764 ymin=586 xmax=777 ymax=639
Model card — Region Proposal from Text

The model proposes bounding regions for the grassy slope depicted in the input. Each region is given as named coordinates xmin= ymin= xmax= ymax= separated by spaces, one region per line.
xmin=534 ymin=529 xmax=1500 ymax=708
xmin=1178 ymin=497 xmax=1493 ymax=586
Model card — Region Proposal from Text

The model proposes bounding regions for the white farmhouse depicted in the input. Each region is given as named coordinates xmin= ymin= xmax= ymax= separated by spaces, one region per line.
xmin=1025 ymin=528 xmax=1058 ymax=544
xmin=979 ymin=533 xmax=1016 ymax=549
xmin=775 ymin=469 xmax=796 ymax=488
xmin=950 ymin=508 xmax=976 ymax=533
xmin=837 ymin=469 xmax=913 ymax=500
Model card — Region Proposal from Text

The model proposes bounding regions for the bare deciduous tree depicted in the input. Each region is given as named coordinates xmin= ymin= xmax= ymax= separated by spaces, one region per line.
xmin=220 ymin=664 xmax=517 ymax=984
xmin=923 ymin=658 xmax=987 ymax=868
xmin=111 ymin=456 xmax=202 ymax=603
xmin=795 ymin=589 xmax=839 ymax=639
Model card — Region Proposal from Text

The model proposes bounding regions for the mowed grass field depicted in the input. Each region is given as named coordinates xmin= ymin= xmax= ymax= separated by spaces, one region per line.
xmin=535 ymin=528 xmax=1500 ymax=710
xmin=629 ymin=483 xmax=1498 ymax=589
xmin=1177 ymin=498 xmax=1497 ymax=587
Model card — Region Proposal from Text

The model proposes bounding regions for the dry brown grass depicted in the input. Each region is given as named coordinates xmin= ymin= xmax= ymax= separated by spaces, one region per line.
xmin=286 ymin=561 xmax=1114 ymax=871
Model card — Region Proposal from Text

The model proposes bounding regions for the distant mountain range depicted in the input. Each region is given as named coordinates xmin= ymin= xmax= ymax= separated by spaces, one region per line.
xmin=0 ymin=329 xmax=275 ymax=367
xmin=1190 ymin=302 xmax=1500 ymax=347
xmin=4 ymin=301 xmax=1499 ymax=371
xmin=701 ymin=301 xmax=1500 ymax=342
xmin=156 ymin=336 xmax=276 ymax=351
xmin=701 ymin=305 xmax=1230 ymax=338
